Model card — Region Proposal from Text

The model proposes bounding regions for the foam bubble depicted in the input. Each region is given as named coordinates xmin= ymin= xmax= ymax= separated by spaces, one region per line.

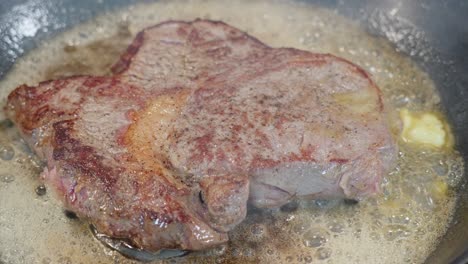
xmin=316 ymin=248 xmax=332 ymax=260
xmin=0 ymin=174 xmax=15 ymax=183
xmin=0 ymin=144 xmax=15 ymax=160
xmin=303 ymin=228 xmax=329 ymax=248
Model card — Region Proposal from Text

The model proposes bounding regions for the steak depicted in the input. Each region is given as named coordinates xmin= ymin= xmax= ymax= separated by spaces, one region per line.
xmin=168 ymin=48 xmax=397 ymax=208
xmin=112 ymin=19 xmax=268 ymax=91
xmin=6 ymin=77 xmax=231 ymax=252
xmin=5 ymin=19 xmax=397 ymax=253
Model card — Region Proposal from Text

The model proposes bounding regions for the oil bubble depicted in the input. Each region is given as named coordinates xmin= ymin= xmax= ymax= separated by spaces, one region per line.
xmin=328 ymin=221 xmax=344 ymax=233
xmin=316 ymin=248 xmax=332 ymax=260
xmin=0 ymin=144 xmax=15 ymax=160
xmin=432 ymin=160 xmax=448 ymax=176
xmin=57 ymin=256 xmax=72 ymax=264
xmin=35 ymin=184 xmax=47 ymax=196
xmin=304 ymin=255 xmax=313 ymax=263
xmin=231 ymin=248 xmax=241 ymax=257
xmin=249 ymin=223 xmax=266 ymax=241
xmin=251 ymin=223 xmax=265 ymax=235
xmin=242 ymin=247 xmax=254 ymax=257
xmin=293 ymin=221 xmax=309 ymax=234
xmin=29 ymin=155 xmax=44 ymax=169
xmin=1 ymin=174 xmax=15 ymax=183
xmin=313 ymin=199 xmax=341 ymax=209
xmin=303 ymin=228 xmax=329 ymax=248
xmin=210 ymin=244 xmax=227 ymax=256
xmin=383 ymin=225 xmax=412 ymax=241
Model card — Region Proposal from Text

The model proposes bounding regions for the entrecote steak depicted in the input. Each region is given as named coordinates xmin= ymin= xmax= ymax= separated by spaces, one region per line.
xmin=5 ymin=19 xmax=397 ymax=252
xmin=112 ymin=19 xmax=269 ymax=91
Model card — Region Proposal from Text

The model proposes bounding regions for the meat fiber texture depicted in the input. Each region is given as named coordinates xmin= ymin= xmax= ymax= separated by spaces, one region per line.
xmin=5 ymin=19 xmax=397 ymax=252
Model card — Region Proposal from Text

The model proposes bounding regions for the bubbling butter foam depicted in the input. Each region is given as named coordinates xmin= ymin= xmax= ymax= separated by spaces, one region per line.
xmin=0 ymin=0 xmax=464 ymax=263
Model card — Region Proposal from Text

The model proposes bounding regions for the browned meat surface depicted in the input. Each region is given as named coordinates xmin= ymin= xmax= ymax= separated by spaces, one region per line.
xmin=5 ymin=19 xmax=397 ymax=252
xmin=6 ymin=76 xmax=230 ymax=251
xmin=112 ymin=19 xmax=268 ymax=91
xmin=168 ymin=48 xmax=397 ymax=208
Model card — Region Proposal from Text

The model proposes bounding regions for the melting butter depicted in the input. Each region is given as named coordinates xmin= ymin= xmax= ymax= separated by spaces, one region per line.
xmin=400 ymin=108 xmax=451 ymax=148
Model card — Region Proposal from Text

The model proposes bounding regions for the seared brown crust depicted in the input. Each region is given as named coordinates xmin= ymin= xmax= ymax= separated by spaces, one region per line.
xmin=111 ymin=30 xmax=145 ymax=74
xmin=52 ymin=119 xmax=118 ymax=190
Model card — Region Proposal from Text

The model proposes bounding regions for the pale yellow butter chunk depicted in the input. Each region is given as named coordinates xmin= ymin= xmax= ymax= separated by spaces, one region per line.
xmin=400 ymin=108 xmax=448 ymax=148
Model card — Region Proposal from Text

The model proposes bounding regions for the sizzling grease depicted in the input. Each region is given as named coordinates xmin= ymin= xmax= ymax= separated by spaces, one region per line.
xmin=0 ymin=0 xmax=464 ymax=263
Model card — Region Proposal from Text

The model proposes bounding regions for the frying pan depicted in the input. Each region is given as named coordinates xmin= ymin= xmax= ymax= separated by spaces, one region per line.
xmin=0 ymin=0 xmax=467 ymax=263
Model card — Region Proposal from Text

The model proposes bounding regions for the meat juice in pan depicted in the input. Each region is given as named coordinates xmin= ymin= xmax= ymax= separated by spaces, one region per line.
xmin=0 ymin=0 xmax=464 ymax=263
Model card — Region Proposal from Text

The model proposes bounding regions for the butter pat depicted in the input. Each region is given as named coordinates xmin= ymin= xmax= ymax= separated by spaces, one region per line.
xmin=400 ymin=109 xmax=448 ymax=148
